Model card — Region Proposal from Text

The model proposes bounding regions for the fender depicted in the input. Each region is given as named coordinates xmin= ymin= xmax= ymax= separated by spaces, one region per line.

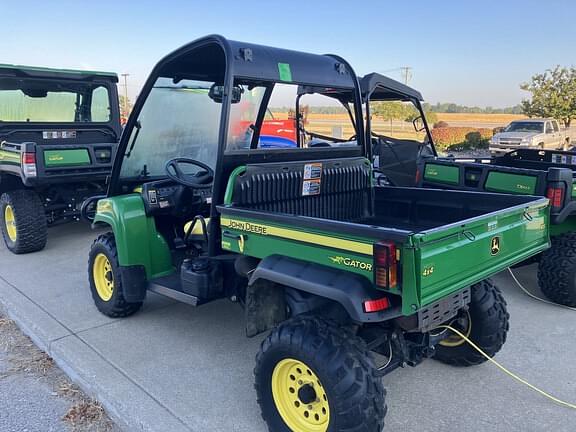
xmin=249 ymin=255 xmax=402 ymax=323
xmin=93 ymin=194 xmax=173 ymax=279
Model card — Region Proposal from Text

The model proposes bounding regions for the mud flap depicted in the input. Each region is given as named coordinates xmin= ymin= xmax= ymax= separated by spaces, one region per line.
xmin=245 ymin=279 xmax=286 ymax=337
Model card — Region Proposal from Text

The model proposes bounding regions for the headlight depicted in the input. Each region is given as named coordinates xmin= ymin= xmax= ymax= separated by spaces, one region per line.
xmin=521 ymin=138 xmax=532 ymax=144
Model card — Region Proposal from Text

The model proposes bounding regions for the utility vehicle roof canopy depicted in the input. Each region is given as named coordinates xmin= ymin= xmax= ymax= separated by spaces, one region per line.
xmin=361 ymin=73 xmax=423 ymax=102
xmin=152 ymin=35 xmax=359 ymax=89
xmin=0 ymin=64 xmax=118 ymax=82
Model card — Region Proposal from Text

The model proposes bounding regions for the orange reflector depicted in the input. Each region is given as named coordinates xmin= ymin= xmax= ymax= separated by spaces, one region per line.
xmin=364 ymin=297 xmax=391 ymax=313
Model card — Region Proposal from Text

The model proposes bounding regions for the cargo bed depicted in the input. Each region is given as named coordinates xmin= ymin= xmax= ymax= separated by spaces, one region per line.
xmin=218 ymin=183 xmax=550 ymax=315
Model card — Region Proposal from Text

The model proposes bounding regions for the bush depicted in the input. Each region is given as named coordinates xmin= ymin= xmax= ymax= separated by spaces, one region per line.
xmin=433 ymin=121 xmax=449 ymax=129
xmin=425 ymin=111 xmax=438 ymax=125
xmin=431 ymin=127 xmax=493 ymax=151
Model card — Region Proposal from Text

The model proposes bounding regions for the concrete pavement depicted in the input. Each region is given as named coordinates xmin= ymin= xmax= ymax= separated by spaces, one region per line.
xmin=0 ymin=222 xmax=575 ymax=431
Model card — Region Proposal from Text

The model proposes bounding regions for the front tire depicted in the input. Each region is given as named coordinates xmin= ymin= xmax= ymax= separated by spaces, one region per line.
xmin=88 ymin=233 xmax=142 ymax=317
xmin=538 ymin=233 xmax=576 ymax=307
xmin=255 ymin=316 xmax=386 ymax=432
xmin=0 ymin=190 xmax=47 ymax=254
xmin=434 ymin=279 xmax=509 ymax=367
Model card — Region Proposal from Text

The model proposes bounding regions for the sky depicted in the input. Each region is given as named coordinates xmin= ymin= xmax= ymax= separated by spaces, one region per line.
xmin=1 ymin=0 xmax=574 ymax=108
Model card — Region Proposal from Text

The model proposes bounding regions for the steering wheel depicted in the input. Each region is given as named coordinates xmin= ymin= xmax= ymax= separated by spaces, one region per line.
xmin=165 ymin=158 xmax=214 ymax=188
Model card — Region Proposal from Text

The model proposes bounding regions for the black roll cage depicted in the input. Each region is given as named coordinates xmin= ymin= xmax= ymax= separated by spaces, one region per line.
xmin=0 ymin=75 xmax=121 ymax=138
xmin=106 ymin=34 xmax=365 ymax=256
xmin=361 ymin=73 xmax=437 ymax=157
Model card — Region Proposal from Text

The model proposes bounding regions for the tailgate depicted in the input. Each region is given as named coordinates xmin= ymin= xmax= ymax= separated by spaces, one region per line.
xmin=412 ymin=197 xmax=549 ymax=307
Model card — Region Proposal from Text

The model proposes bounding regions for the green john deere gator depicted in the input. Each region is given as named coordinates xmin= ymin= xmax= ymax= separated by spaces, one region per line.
xmin=85 ymin=36 xmax=550 ymax=431
xmin=0 ymin=64 xmax=120 ymax=253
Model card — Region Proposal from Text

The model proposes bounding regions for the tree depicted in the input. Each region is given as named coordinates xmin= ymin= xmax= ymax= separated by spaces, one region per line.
xmin=520 ymin=66 xmax=576 ymax=128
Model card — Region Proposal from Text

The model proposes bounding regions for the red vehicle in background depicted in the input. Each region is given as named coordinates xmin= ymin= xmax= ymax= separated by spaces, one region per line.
xmin=231 ymin=109 xmax=300 ymax=148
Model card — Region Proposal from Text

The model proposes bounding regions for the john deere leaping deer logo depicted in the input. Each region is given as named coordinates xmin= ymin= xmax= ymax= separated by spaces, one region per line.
xmin=490 ymin=236 xmax=501 ymax=256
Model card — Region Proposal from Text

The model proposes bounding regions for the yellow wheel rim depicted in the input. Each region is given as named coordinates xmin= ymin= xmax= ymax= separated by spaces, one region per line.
xmin=271 ymin=358 xmax=330 ymax=432
xmin=4 ymin=204 xmax=17 ymax=242
xmin=93 ymin=253 xmax=114 ymax=301
xmin=440 ymin=311 xmax=472 ymax=347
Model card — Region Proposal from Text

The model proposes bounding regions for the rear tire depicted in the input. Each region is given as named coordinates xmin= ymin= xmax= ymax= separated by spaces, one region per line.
xmin=255 ymin=316 xmax=386 ymax=432
xmin=538 ymin=233 xmax=576 ymax=307
xmin=433 ymin=279 xmax=509 ymax=367
xmin=0 ymin=190 xmax=47 ymax=254
xmin=88 ymin=232 xmax=142 ymax=317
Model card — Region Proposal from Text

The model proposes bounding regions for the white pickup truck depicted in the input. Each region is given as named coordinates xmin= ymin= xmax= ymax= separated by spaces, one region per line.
xmin=490 ymin=118 xmax=572 ymax=156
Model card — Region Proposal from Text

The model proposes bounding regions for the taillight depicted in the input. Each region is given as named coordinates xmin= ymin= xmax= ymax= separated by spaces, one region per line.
xmin=364 ymin=297 xmax=390 ymax=313
xmin=415 ymin=167 xmax=421 ymax=185
xmin=546 ymin=186 xmax=564 ymax=209
xmin=374 ymin=241 xmax=398 ymax=289
xmin=21 ymin=152 xmax=37 ymax=177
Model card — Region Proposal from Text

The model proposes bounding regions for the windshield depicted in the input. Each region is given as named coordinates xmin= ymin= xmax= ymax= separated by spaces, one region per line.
xmin=119 ymin=77 xmax=222 ymax=179
xmin=0 ymin=77 xmax=111 ymax=122
xmin=505 ymin=122 xmax=544 ymax=133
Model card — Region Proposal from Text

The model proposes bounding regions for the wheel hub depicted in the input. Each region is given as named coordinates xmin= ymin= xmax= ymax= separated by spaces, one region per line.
xmin=439 ymin=310 xmax=472 ymax=347
xmin=271 ymin=358 xmax=330 ymax=431
xmin=92 ymin=253 xmax=114 ymax=301
xmin=298 ymin=383 xmax=317 ymax=405
xmin=4 ymin=205 xmax=17 ymax=242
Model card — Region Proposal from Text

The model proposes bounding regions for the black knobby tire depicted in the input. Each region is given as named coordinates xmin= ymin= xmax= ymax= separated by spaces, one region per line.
xmin=88 ymin=233 xmax=142 ymax=317
xmin=0 ymin=190 xmax=47 ymax=254
xmin=538 ymin=233 xmax=576 ymax=307
xmin=434 ymin=279 xmax=509 ymax=367
xmin=255 ymin=316 xmax=387 ymax=432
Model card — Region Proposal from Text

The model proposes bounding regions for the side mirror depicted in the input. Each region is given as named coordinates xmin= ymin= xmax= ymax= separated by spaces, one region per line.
xmin=209 ymin=84 xmax=243 ymax=104
xmin=412 ymin=116 xmax=426 ymax=132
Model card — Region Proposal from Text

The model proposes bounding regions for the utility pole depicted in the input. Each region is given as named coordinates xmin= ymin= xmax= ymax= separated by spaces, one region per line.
xmin=400 ymin=67 xmax=412 ymax=85
xmin=379 ymin=67 xmax=413 ymax=85
xmin=120 ymin=73 xmax=130 ymax=117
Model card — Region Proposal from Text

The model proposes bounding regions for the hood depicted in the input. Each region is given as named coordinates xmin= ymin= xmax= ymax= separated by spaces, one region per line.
xmin=494 ymin=131 xmax=541 ymax=140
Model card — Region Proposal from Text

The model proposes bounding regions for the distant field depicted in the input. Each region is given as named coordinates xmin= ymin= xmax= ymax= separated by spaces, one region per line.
xmin=435 ymin=113 xmax=526 ymax=127
xmin=269 ymin=112 xmax=526 ymax=138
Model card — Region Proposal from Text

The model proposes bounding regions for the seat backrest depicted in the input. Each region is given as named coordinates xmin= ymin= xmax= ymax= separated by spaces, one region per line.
xmin=228 ymin=157 xmax=372 ymax=221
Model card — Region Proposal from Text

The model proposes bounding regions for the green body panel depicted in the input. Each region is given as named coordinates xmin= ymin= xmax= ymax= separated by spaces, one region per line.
xmin=550 ymin=215 xmax=576 ymax=237
xmin=484 ymin=172 xmax=537 ymax=195
xmin=43 ymin=149 xmax=91 ymax=167
xmin=423 ymin=164 xmax=459 ymax=185
xmin=414 ymin=201 xmax=549 ymax=306
xmin=93 ymin=195 xmax=174 ymax=278
xmin=221 ymin=215 xmax=375 ymax=278
xmin=0 ymin=148 xmax=20 ymax=166
xmin=220 ymin=199 xmax=550 ymax=316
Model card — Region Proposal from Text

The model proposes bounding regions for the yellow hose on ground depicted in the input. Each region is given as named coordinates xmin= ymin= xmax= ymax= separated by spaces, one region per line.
xmin=440 ymin=325 xmax=576 ymax=410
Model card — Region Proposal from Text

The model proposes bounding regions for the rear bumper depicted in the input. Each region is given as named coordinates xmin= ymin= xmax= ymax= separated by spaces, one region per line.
xmin=25 ymin=142 xmax=116 ymax=187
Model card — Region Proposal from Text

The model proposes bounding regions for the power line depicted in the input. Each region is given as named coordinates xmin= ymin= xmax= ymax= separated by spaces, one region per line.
xmin=378 ymin=66 xmax=413 ymax=85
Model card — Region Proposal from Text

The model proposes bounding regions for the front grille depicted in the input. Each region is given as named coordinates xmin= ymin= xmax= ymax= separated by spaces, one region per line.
xmin=499 ymin=139 xmax=522 ymax=145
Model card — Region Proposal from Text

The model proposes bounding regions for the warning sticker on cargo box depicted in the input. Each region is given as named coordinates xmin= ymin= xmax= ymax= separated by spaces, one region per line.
xmin=304 ymin=162 xmax=322 ymax=180
xmin=302 ymin=179 xmax=321 ymax=196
